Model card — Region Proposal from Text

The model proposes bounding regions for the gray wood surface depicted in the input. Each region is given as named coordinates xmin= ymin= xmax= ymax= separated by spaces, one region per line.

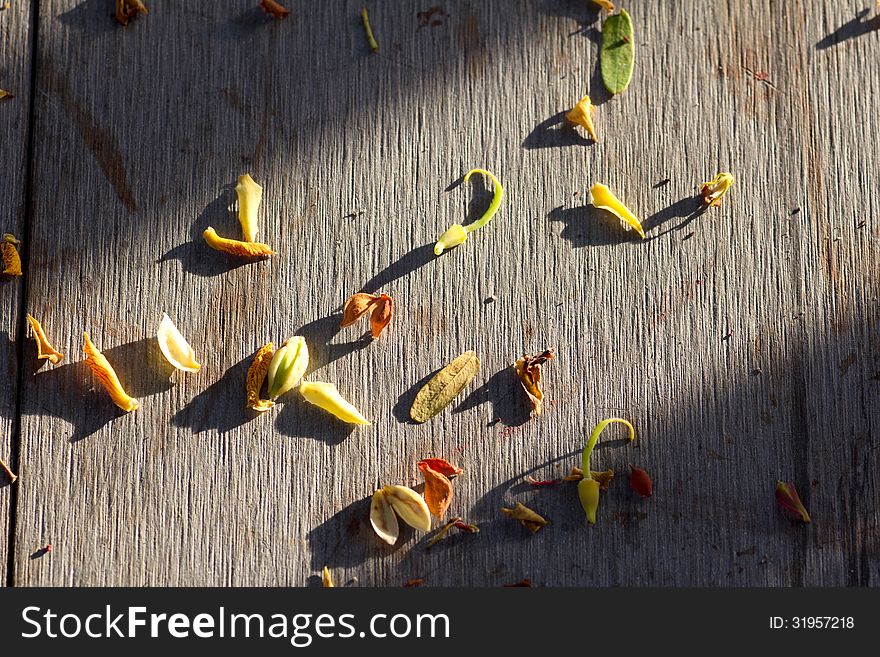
xmin=3 ymin=0 xmax=879 ymax=586
xmin=0 ymin=0 xmax=34 ymax=585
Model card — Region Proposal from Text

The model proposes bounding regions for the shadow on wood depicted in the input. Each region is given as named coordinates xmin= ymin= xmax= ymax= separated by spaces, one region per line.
xmin=548 ymin=204 xmax=643 ymax=247
xmin=816 ymin=9 xmax=880 ymax=49
xmin=360 ymin=244 xmax=436 ymax=294
xmin=274 ymin=395 xmax=357 ymax=445
xmin=171 ymin=355 xmax=256 ymax=434
xmin=295 ymin=313 xmax=371 ymax=374
xmin=522 ymin=111 xmax=592 ymax=150
xmin=642 ymin=193 xmax=706 ymax=238
xmin=455 ymin=366 xmax=532 ymax=427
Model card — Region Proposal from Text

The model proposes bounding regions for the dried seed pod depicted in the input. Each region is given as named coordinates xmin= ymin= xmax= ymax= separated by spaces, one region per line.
xmin=628 ymin=464 xmax=653 ymax=498
xmin=700 ymin=172 xmax=735 ymax=207
xmin=299 ymin=381 xmax=370 ymax=425
xmin=235 ymin=173 xmax=263 ymax=242
xmin=26 ymin=314 xmax=64 ymax=364
xmin=322 ymin=566 xmax=334 ymax=588
xmin=501 ymin=502 xmax=548 ymax=534
xmin=514 ymin=349 xmax=554 ymax=416
xmin=341 ymin=293 xmax=380 ymax=328
xmin=83 ymin=332 xmax=139 ymax=412
xmin=203 ymin=227 xmax=274 ymax=257
xmin=369 ymin=294 xmax=394 ymax=339
xmin=383 ymin=485 xmax=432 ymax=532
xmin=410 ymin=351 xmax=480 ymax=423
xmin=589 ymin=184 xmax=645 ymax=239
xmin=566 ymin=96 xmax=598 ymax=141
xmin=260 ymin=0 xmax=290 ymax=19
xmin=246 ymin=342 xmax=275 ymax=412
xmin=266 ymin=336 xmax=308 ymax=399
xmin=775 ymin=480 xmax=810 ymax=523
xmin=418 ymin=461 xmax=454 ymax=518
xmin=2 ymin=233 xmax=22 ymax=276
xmin=417 ymin=458 xmax=463 ymax=478
xmin=156 ymin=313 xmax=201 ymax=373
xmin=370 ymin=489 xmax=399 ymax=546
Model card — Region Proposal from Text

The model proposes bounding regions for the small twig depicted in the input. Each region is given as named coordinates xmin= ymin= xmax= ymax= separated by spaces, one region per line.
xmin=361 ymin=8 xmax=379 ymax=53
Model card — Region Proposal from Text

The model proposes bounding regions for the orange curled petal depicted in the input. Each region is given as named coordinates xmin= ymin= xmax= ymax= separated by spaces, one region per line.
xmin=203 ymin=227 xmax=274 ymax=257
xmin=260 ymin=0 xmax=290 ymax=19
xmin=26 ymin=314 xmax=64 ymax=364
xmin=417 ymin=458 xmax=463 ymax=478
xmin=369 ymin=294 xmax=394 ymax=339
xmin=246 ymin=342 xmax=275 ymax=412
xmin=2 ymin=234 xmax=22 ymax=276
xmin=82 ymin=332 xmax=139 ymax=412
xmin=418 ymin=461 xmax=454 ymax=518
xmin=341 ymin=293 xmax=379 ymax=327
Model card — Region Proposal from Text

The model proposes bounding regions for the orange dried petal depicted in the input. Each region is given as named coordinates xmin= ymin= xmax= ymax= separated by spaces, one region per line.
xmin=203 ymin=227 xmax=274 ymax=257
xmin=341 ymin=293 xmax=380 ymax=328
xmin=260 ymin=0 xmax=290 ymax=19
xmin=83 ymin=332 xmax=139 ymax=412
xmin=2 ymin=234 xmax=22 ymax=276
xmin=369 ymin=294 xmax=394 ymax=339
xmin=417 ymin=458 xmax=462 ymax=478
xmin=418 ymin=461 xmax=454 ymax=518
xmin=246 ymin=343 xmax=275 ymax=412
xmin=26 ymin=314 xmax=64 ymax=364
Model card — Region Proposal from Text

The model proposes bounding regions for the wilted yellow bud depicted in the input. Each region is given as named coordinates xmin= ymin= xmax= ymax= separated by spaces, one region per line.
xmin=266 ymin=336 xmax=308 ymax=399
xmin=700 ymin=172 xmax=735 ymax=207
xmin=566 ymin=95 xmax=598 ymax=142
xmin=433 ymin=223 xmax=468 ymax=255
xmin=589 ymin=183 xmax=645 ymax=239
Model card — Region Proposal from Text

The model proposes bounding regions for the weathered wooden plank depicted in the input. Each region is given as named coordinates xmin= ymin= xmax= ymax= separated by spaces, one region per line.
xmin=0 ymin=0 xmax=34 ymax=586
xmin=12 ymin=0 xmax=880 ymax=586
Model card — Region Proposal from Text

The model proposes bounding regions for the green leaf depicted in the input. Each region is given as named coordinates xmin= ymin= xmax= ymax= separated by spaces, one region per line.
xmin=600 ymin=9 xmax=634 ymax=95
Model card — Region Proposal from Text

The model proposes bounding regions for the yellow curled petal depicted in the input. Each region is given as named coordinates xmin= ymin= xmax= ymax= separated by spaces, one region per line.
xmin=322 ymin=566 xmax=334 ymax=587
xmin=235 ymin=173 xmax=263 ymax=242
xmin=2 ymin=233 xmax=22 ymax=276
xmin=589 ymin=184 xmax=645 ymax=238
xmin=566 ymin=95 xmax=598 ymax=142
xmin=299 ymin=380 xmax=370 ymax=425
xmin=433 ymin=223 xmax=468 ymax=256
xmin=83 ymin=332 xmax=139 ymax=412
xmin=246 ymin=342 xmax=275 ymax=412
xmin=203 ymin=227 xmax=274 ymax=257
xmin=383 ymin=485 xmax=432 ymax=532
xmin=700 ymin=172 xmax=735 ymax=207
xmin=578 ymin=479 xmax=601 ymax=524
xmin=156 ymin=313 xmax=201 ymax=373
xmin=26 ymin=314 xmax=64 ymax=364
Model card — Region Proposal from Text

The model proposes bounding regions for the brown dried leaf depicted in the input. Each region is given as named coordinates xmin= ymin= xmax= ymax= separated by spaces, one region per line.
xmin=501 ymin=502 xmax=548 ymax=534
xmin=417 ymin=458 xmax=463 ymax=478
xmin=260 ymin=0 xmax=290 ymax=19
xmin=410 ymin=351 xmax=480 ymax=423
xmin=26 ymin=314 xmax=64 ymax=364
xmin=2 ymin=233 xmax=22 ymax=276
xmin=369 ymin=294 xmax=394 ymax=339
xmin=83 ymin=332 xmax=139 ymax=412
xmin=246 ymin=342 xmax=275 ymax=412
xmin=514 ymin=349 xmax=554 ymax=416
xmin=418 ymin=461 xmax=454 ymax=518
xmin=341 ymin=293 xmax=379 ymax=327
xmin=115 ymin=0 xmax=148 ymax=26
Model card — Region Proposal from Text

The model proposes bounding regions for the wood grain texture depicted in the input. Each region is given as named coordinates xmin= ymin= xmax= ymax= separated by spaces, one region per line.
xmin=0 ymin=0 xmax=34 ymax=586
xmin=9 ymin=0 xmax=880 ymax=586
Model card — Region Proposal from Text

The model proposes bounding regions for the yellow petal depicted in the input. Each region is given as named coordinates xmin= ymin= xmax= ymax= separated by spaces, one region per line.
xmin=383 ymin=485 xmax=432 ymax=532
xmin=156 ymin=313 xmax=201 ymax=373
xmin=589 ymin=183 xmax=645 ymax=238
xmin=433 ymin=223 xmax=468 ymax=255
xmin=235 ymin=173 xmax=263 ymax=242
xmin=700 ymin=172 xmax=735 ymax=207
xmin=246 ymin=342 xmax=275 ymax=412
xmin=203 ymin=227 xmax=274 ymax=257
xmin=83 ymin=332 xmax=139 ymax=412
xmin=566 ymin=95 xmax=598 ymax=141
xmin=299 ymin=380 xmax=370 ymax=425
xmin=266 ymin=336 xmax=309 ymax=399
xmin=322 ymin=566 xmax=334 ymax=587
xmin=2 ymin=233 xmax=22 ymax=276
xmin=26 ymin=314 xmax=64 ymax=364
xmin=370 ymin=489 xmax=400 ymax=545
xmin=592 ymin=0 xmax=615 ymax=10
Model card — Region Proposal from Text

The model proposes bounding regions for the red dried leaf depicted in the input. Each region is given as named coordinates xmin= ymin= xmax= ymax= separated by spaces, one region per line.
xmin=369 ymin=293 xmax=394 ymax=339
xmin=628 ymin=464 xmax=653 ymax=498
xmin=526 ymin=476 xmax=560 ymax=487
xmin=503 ymin=579 xmax=532 ymax=587
xmin=418 ymin=461 xmax=454 ymax=518
xmin=417 ymin=458 xmax=463 ymax=478
xmin=775 ymin=480 xmax=810 ymax=523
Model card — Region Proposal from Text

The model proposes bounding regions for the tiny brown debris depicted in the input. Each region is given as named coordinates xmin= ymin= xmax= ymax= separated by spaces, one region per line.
xmin=501 ymin=502 xmax=548 ymax=534
xmin=115 ymin=0 xmax=148 ymax=27
xmin=404 ymin=578 xmax=424 ymax=587
xmin=260 ymin=0 xmax=290 ymax=19
xmin=503 ymin=579 xmax=532 ymax=587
